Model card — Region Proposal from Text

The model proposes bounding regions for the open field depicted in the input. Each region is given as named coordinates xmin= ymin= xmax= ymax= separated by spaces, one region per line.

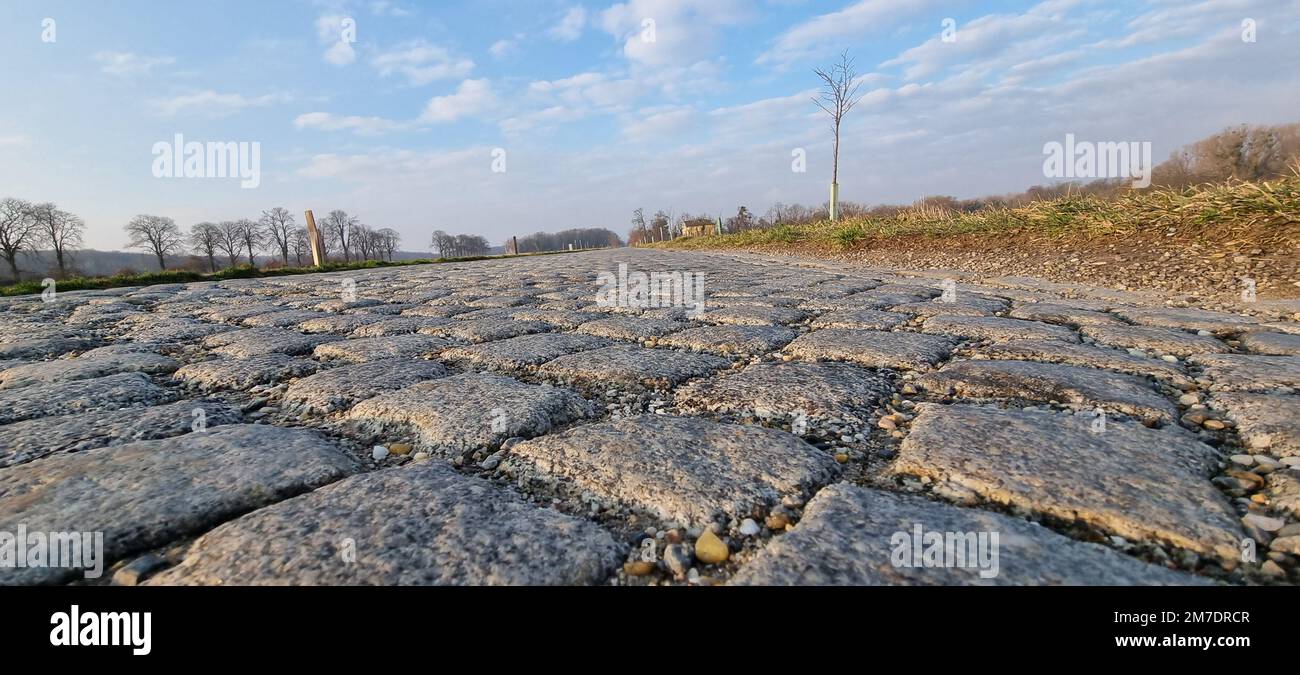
xmin=2 ymin=248 xmax=1298 ymax=586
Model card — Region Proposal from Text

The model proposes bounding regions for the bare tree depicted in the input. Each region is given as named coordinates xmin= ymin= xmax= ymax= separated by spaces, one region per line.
xmin=0 ymin=198 xmax=38 ymax=283
xmin=189 ymin=222 xmax=222 ymax=272
xmin=260 ymin=207 xmax=296 ymax=265
xmin=30 ymin=202 xmax=85 ymax=279
xmin=353 ymin=224 xmax=375 ymax=260
xmin=320 ymin=210 xmax=359 ymax=262
xmin=814 ymin=50 xmax=865 ymax=221
xmin=235 ymin=218 xmax=262 ymax=266
xmin=124 ymin=214 xmax=184 ymax=270
xmin=431 ymin=230 xmax=451 ymax=258
xmin=291 ymin=227 xmax=311 ymax=266
xmin=214 ymin=221 xmax=244 ymax=268
xmin=376 ymin=228 xmax=400 ymax=261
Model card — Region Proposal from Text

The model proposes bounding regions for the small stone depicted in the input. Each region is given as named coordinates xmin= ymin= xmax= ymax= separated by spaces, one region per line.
xmin=1178 ymin=393 xmax=1199 ymax=406
xmin=1260 ymin=560 xmax=1286 ymax=578
xmin=1268 ymin=535 xmax=1300 ymax=555
xmin=1161 ymin=355 xmax=1179 ymax=363
xmin=765 ymin=513 xmax=790 ymax=530
xmin=877 ymin=416 xmax=897 ymax=430
xmin=623 ymin=561 xmax=656 ymax=576
xmin=1243 ymin=513 xmax=1285 ymax=532
xmin=834 ymin=452 xmax=849 ymax=463
xmin=1203 ymin=419 xmax=1226 ymax=431
xmin=694 ymin=529 xmax=729 ymax=564
xmin=1276 ymin=523 xmax=1300 ymax=537
xmin=412 ymin=451 xmax=430 ymax=461
xmin=1226 ymin=469 xmax=1264 ymax=488
xmin=663 ymin=543 xmax=693 ymax=578
xmin=1230 ymin=454 xmax=1255 ymax=467
xmin=112 ymin=554 xmax=169 ymax=586
xmin=371 ymin=445 xmax=389 ymax=461
xmin=388 ymin=442 xmax=413 ymax=456
xmin=480 ymin=450 xmax=505 ymax=470
xmin=739 ymin=518 xmax=760 ymax=536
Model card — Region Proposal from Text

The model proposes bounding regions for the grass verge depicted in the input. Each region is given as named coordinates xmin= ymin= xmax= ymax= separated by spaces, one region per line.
xmin=1 ymin=249 xmax=582 ymax=297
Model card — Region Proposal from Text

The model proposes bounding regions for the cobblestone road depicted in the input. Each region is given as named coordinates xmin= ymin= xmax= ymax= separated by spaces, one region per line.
xmin=2 ymin=249 xmax=1298 ymax=586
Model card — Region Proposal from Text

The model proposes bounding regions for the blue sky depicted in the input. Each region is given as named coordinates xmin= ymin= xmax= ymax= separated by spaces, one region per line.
xmin=1 ymin=0 xmax=1298 ymax=251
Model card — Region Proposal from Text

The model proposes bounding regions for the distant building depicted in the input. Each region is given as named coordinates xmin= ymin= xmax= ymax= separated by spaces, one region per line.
xmin=681 ymin=218 xmax=717 ymax=238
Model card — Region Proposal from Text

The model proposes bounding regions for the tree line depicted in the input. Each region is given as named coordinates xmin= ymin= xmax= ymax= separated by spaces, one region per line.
xmin=125 ymin=209 xmax=400 ymax=273
xmin=0 ymin=198 xmax=85 ymax=283
xmin=514 ymin=227 xmax=622 ymax=253
xmin=430 ymin=230 xmax=492 ymax=258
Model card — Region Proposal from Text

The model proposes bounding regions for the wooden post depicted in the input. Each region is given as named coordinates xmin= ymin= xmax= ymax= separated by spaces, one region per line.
xmin=304 ymin=210 xmax=325 ymax=267
xmin=511 ymin=236 xmax=518 ymax=255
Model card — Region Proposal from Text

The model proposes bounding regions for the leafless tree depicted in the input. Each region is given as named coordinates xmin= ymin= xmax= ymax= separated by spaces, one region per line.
xmin=124 ymin=214 xmax=184 ymax=270
xmin=260 ymin=207 xmax=296 ymax=265
xmin=353 ymin=224 xmax=376 ymax=260
xmin=29 ymin=202 xmax=85 ymax=279
xmin=189 ymin=222 xmax=223 ymax=272
xmin=235 ymin=218 xmax=262 ymax=266
xmin=0 ymin=198 xmax=38 ymax=283
xmin=214 ymin=221 xmax=244 ymax=268
xmin=814 ymin=50 xmax=864 ymax=220
xmin=291 ymin=227 xmax=311 ymax=266
xmin=320 ymin=209 xmax=359 ymax=262
xmin=376 ymin=228 xmax=400 ymax=261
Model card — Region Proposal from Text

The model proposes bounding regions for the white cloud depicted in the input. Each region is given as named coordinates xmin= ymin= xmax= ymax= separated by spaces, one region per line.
xmin=372 ymin=40 xmax=475 ymax=85
xmin=758 ymin=0 xmax=941 ymax=66
xmin=93 ymin=51 xmax=175 ymax=76
xmin=549 ymin=7 xmax=587 ymax=42
xmin=599 ymin=0 xmax=748 ymax=68
xmin=882 ymin=2 xmax=1085 ymax=81
xmin=489 ymin=39 xmax=518 ymax=59
xmin=293 ymin=112 xmax=408 ymax=135
xmin=368 ymin=1 xmax=413 ymax=17
xmin=150 ymin=91 xmax=291 ymax=117
xmin=0 ymin=134 xmax=31 ymax=148
xmin=420 ymin=79 xmax=495 ymax=123
xmin=622 ymin=105 xmax=697 ymax=142
xmin=316 ymin=14 xmax=357 ymax=66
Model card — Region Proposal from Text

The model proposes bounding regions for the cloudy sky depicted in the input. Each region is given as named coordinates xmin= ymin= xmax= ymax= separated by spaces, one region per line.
xmin=1 ymin=0 xmax=1298 ymax=251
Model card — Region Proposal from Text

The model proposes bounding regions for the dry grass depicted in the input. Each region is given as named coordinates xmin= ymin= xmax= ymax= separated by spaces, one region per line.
xmin=657 ymin=176 xmax=1300 ymax=252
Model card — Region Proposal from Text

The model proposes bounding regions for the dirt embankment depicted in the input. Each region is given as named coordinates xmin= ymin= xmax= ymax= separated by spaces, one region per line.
xmin=670 ymin=227 xmax=1300 ymax=305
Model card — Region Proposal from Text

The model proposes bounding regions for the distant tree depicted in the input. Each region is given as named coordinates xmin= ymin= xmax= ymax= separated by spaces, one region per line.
xmin=814 ymin=50 xmax=865 ymax=221
xmin=631 ymin=208 xmax=648 ymax=243
xmin=725 ymin=205 xmax=755 ymax=233
xmin=0 ymin=198 xmax=38 ymax=283
xmin=124 ymin=214 xmax=183 ymax=270
xmin=431 ymin=230 xmax=452 ymax=258
xmin=29 ymin=202 xmax=84 ymax=279
xmin=188 ymin=222 xmax=223 ymax=272
xmin=320 ymin=210 xmax=359 ymax=262
xmin=376 ymin=228 xmax=400 ymax=261
xmin=260 ymin=207 xmax=296 ymax=265
xmin=214 ymin=221 xmax=244 ymax=268
xmin=235 ymin=218 xmax=262 ymax=266
xmin=353 ymin=224 xmax=376 ymax=260
xmin=291 ymin=227 xmax=311 ymax=266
